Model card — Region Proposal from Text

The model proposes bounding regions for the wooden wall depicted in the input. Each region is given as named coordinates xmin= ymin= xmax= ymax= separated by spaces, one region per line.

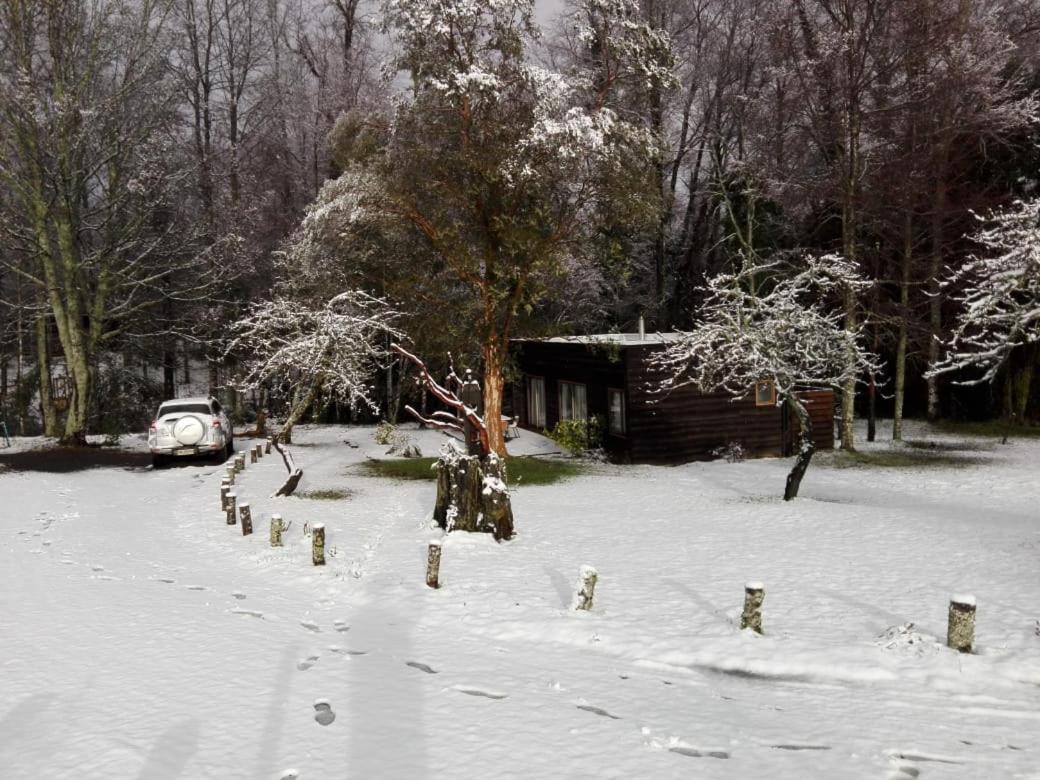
xmin=511 ymin=340 xmax=836 ymax=463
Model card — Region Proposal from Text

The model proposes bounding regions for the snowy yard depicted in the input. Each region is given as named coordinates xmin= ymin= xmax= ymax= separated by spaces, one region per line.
xmin=1 ymin=423 xmax=1038 ymax=779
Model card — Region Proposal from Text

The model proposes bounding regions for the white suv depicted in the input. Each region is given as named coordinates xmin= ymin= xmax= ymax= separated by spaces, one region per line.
xmin=148 ymin=396 xmax=234 ymax=468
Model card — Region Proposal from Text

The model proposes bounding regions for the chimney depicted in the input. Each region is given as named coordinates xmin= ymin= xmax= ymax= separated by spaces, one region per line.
xmin=638 ymin=315 xmax=646 ymax=340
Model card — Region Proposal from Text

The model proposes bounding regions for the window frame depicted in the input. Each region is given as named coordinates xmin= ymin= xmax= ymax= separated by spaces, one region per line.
xmin=558 ymin=380 xmax=588 ymax=422
xmin=526 ymin=375 xmax=546 ymax=428
xmin=754 ymin=380 xmax=777 ymax=407
xmin=607 ymin=387 xmax=626 ymax=436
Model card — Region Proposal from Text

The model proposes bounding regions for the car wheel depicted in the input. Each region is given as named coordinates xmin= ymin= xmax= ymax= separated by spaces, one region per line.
xmin=152 ymin=454 xmax=166 ymax=470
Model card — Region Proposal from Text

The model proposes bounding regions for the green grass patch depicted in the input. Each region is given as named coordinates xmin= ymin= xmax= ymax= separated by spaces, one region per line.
xmin=359 ymin=456 xmax=585 ymax=486
xmin=932 ymin=419 xmax=1040 ymax=439
xmin=816 ymin=447 xmax=987 ymax=470
xmin=295 ymin=488 xmax=353 ymax=500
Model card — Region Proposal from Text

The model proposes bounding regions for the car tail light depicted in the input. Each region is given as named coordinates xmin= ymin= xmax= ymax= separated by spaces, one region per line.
xmin=212 ymin=419 xmax=221 ymax=428
xmin=149 ymin=419 xmax=157 ymax=432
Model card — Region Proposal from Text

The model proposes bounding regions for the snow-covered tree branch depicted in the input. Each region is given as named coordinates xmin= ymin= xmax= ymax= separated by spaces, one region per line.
xmin=654 ymin=253 xmax=879 ymax=499
xmin=228 ymin=291 xmax=402 ymax=441
xmin=929 ymin=199 xmax=1040 ymax=385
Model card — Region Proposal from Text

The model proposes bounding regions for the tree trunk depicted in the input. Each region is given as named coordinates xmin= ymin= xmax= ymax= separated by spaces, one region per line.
xmin=893 ymin=215 xmax=912 ymax=441
xmin=840 ymin=287 xmax=857 ymax=451
xmin=482 ymin=338 xmax=507 ymax=457
xmin=927 ymin=170 xmax=948 ymax=422
xmin=1012 ymin=343 xmax=1036 ymax=422
xmin=784 ymin=394 xmax=815 ymax=501
xmin=432 ymin=448 xmax=513 ymax=540
xmin=279 ymin=380 xmax=321 ymax=444
xmin=35 ymin=314 xmax=59 ymax=438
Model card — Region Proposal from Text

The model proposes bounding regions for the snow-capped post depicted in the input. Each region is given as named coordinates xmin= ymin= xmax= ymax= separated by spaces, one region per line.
xmin=947 ymin=594 xmax=976 ymax=653
xmin=226 ymin=493 xmax=237 ymax=525
xmin=312 ymin=524 xmax=326 ymax=566
xmin=239 ymin=503 xmax=252 ymax=535
xmin=741 ymin=582 xmax=765 ymax=634
xmin=391 ymin=344 xmax=514 ymax=540
xmin=265 ymin=438 xmax=272 ymax=454
xmin=270 ymin=514 xmax=286 ymax=547
xmin=220 ymin=480 xmax=230 ymax=511
xmin=651 ymin=253 xmax=878 ymax=500
xmin=225 ymin=466 xmax=235 ymax=485
xmin=255 ymin=443 xmax=263 ymax=460
xmin=250 ymin=447 xmax=257 ymax=464
xmin=235 ymin=454 xmax=245 ymax=473
xmin=426 ymin=540 xmax=442 ymax=589
xmin=573 ymin=566 xmax=598 ymax=611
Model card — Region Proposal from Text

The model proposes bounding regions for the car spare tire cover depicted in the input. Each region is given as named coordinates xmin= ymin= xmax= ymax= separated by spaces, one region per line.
xmin=173 ymin=415 xmax=206 ymax=446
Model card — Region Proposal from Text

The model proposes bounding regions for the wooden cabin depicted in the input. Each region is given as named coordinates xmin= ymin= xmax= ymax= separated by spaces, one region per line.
xmin=510 ymin=334 xmax=834 ymax=463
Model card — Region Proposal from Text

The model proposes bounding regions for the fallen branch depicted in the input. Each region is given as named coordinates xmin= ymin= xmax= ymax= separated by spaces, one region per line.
xmin=271 ymin=437 xmax=303 ymax=497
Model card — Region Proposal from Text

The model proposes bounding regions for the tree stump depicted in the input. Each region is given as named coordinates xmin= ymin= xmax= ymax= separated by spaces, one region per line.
xmin=225 ymin=467 xmax=235 ymax=485
xmin=226 ymin=493 xmax=237 ymax=525
xmin=270 ymin=514 xmax=285 ymax=547
xmin=255 ymin=443 xmax=263 ymax=460
xmin=573 ymin=565 xmax=598 ymax=610
xmin=240 ymin=503 xmax=253 ymax=535
xmin=220 ymin=481 xmax=230 ymax=511
xmin=741 ymin=582 xmax=765 ymax=633
xmin=235 ymin=454 xmax=245 ymax=473
xmin=431 ymin=446 xmax=513 ymax=540
xmin=947 ymin=594 xmax=976 ymax=653
xmin=426 ymin=541 xmax=442 ymax=588
xmin=312 ymin=523 xmax=325 ymax=566
xmin=250 ymin=448 xmax=257 ymax=464
xmin=265 ymin=438 xmax=272 ymax=454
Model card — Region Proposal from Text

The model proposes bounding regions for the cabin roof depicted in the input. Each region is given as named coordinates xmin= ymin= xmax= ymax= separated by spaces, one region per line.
xmin=513 ymin=332 xmax=683 ymax=347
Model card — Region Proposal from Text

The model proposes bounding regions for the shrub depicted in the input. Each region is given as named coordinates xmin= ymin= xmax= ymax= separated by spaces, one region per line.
xmin=711 ymin=441 xmax=746 ymax=463
xmin=546 ymin=416 xmax=604 ymax=456
xmin=374 ymin=420 xmax=396 ymax=445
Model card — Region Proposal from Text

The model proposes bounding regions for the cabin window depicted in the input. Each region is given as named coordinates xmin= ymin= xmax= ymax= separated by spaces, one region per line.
xmin=608 ymin=388 xmax=626 ymax=435
xmin=754 ymin=380 xmax=776 ymax=407
xmin=526 ymin=376 xmax=546 ymax=428
xmin=559 ymin=381 xmax=587 ymax=421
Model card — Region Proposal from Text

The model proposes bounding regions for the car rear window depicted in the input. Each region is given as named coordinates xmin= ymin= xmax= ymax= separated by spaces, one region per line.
xmin=159 ymin=403 xmax=212 ymax=416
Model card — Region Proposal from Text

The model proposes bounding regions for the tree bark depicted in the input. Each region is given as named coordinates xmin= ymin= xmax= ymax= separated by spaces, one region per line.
xmin=893 ymin=213 xmax=912 ymax=440
xmin=35 ymin=314 xmax=59 ymax=438
xmin=784 ymin=394 xmax=815 ymax=501
xmin=482 ymin=339 xmax=508 ymax=457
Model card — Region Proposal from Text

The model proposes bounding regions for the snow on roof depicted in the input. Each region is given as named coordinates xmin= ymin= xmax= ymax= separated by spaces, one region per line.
xmin=160 ymin=396 xmax=213 ymax=404
xmin=516 ymin=332 xmax=683 ymax=346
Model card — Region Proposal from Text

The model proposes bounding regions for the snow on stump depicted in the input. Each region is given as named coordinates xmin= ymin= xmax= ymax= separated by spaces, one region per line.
xmin=572 ymin=565 xmax=598 ymax=611
xmin=226 ymin=493 xmax=237 ymax=525
xmin=239 ymin=503 xmax=253 ymax=536
xmin=426 ymin=541 xmax=442 ymax=589
xmin=312 ymin=523 xmax=326 ymax=566
xmin=270 ymin=514 xmax=286 ymax=547
xmin=220 ymin=480 xmax=230 ymax=511
xmin=225 ymin=466 xmax=235 ymax=485
xmin=741 ymin=582 xmax=765 ymax=634
xmin=432 ymin=446 xmax=513 ymax=541
xmin=250 ymin=447 xmax=257 ymax=464
xmin=235 ymin=454 xmax=246 ymax=473
xmin=947 ymin=594 xmax=976 ymax=653
xmin=265 ymin=438 xmax=272 ymax=454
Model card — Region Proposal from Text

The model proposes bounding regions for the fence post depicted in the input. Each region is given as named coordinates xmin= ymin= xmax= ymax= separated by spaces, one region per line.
xmin=947 ymin=594 xmax=976 ymax=653
xmin=741 ymin=582 xmax=765 ymax=634
xmin=220 ymin=480 xmax=230 ymax=511
xmin=270 ymin=514 xmax=285 ymax=547
xmin=239 ymin=502 xmax=253 ymax=535
xmin=226 ymin=493 xmax=237 ymax=525
xmin=312 ymin=524 xmax=325 ymax=566
xmin=426 ymin=541 xmax=442 ymax=588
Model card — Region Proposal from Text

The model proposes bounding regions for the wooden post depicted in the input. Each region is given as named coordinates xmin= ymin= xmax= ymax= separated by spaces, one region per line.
xmin=312 ymin=523 xmax=326 ymax=566
xmin=220 ymin=480 xmax=230 ymax=511
xmin=234 ymin=454 xmax=245 ymax=472
xmin=255 ymin=443 xmax=263 ymax=460
xmin=270 ymin=514 xmax=285 ymax=547
xmin=250 ymin=447 xmax=257 ymax=464
xmin=426 ymin=540 xmax=442 ymax=588
xmin=239 ymin=502 xmax=252 ymax=535
xmin=225 ymin=467 xmax=235 ymax=485
xmin=741 ymin=582 xmax=765 ymax=634
xmin=265 ymin=438 xmax=272 ymax=454
xmin=947 ymin=594 xmax=976 ymax=653
xmin=226 ymin=493 xmax=237 ymax=525
xmin=573 ymin=565 xmax=598 ymax=611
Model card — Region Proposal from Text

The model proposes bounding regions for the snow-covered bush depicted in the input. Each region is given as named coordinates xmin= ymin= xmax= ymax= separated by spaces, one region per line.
xmin=547 ymin=416 xmax=604 ymax=456
xmin=711 ymin=441 xmax=747 ymax=463
xmin=374 ymin=420 xmax=397 ymax=445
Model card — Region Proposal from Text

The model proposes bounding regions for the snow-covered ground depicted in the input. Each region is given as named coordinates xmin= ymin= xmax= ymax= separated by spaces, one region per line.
xmin=2 ymin=422 xmax=1038 ymax=779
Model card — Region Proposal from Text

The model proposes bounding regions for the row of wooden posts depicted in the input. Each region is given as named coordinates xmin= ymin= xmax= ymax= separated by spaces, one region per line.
xmin=217 ymin=449 xmax=979 ymax=654
xmin=218 ymin=439 xmax=326 ymax=566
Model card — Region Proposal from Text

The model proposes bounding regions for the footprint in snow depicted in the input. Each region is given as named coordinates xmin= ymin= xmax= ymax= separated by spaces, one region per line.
xmin=156 ymin=577 xmax=175 ymax=583
xmin=452 ymin=686 xmax=507 ymax=700
xmin=91 ymin=565 xmax=105 ymax=572
xmin=576 ymin=705 xmax=620 ymax=720
xmin=186 ymin=585 xmax=207 ymax=591
xmin=297 ymin=655 xmax=320 ymax=671
xmin=314 ymin=700 xmax=336 ymax=726
xmin=231 ymin=592 xmax=247 ymax=600
xmin=771 ymin=744 xmax=831 ymax=751
xmin=334 ymin=620 xmax=350 ymax=632
xmin=669 ymin=747 xmax=730 ymax=759
xmin=300 ymin=621 xmax=321 ymax=633
xmin=231 ymin=609 xmax=264 ymax=619
xmin=280 ymin=770 xmax=299 ymax=780
xmin=61 ymin=560 xmax=75 ymax=566
xmin=406 ymin=662 xmax=438 ymax=675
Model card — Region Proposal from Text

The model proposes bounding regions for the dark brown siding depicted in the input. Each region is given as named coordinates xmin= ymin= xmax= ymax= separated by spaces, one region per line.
xmin=798 ymin=389 xmax=835 ymax=451
xmin=626 ymin=345 xmax=784 ymax=462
